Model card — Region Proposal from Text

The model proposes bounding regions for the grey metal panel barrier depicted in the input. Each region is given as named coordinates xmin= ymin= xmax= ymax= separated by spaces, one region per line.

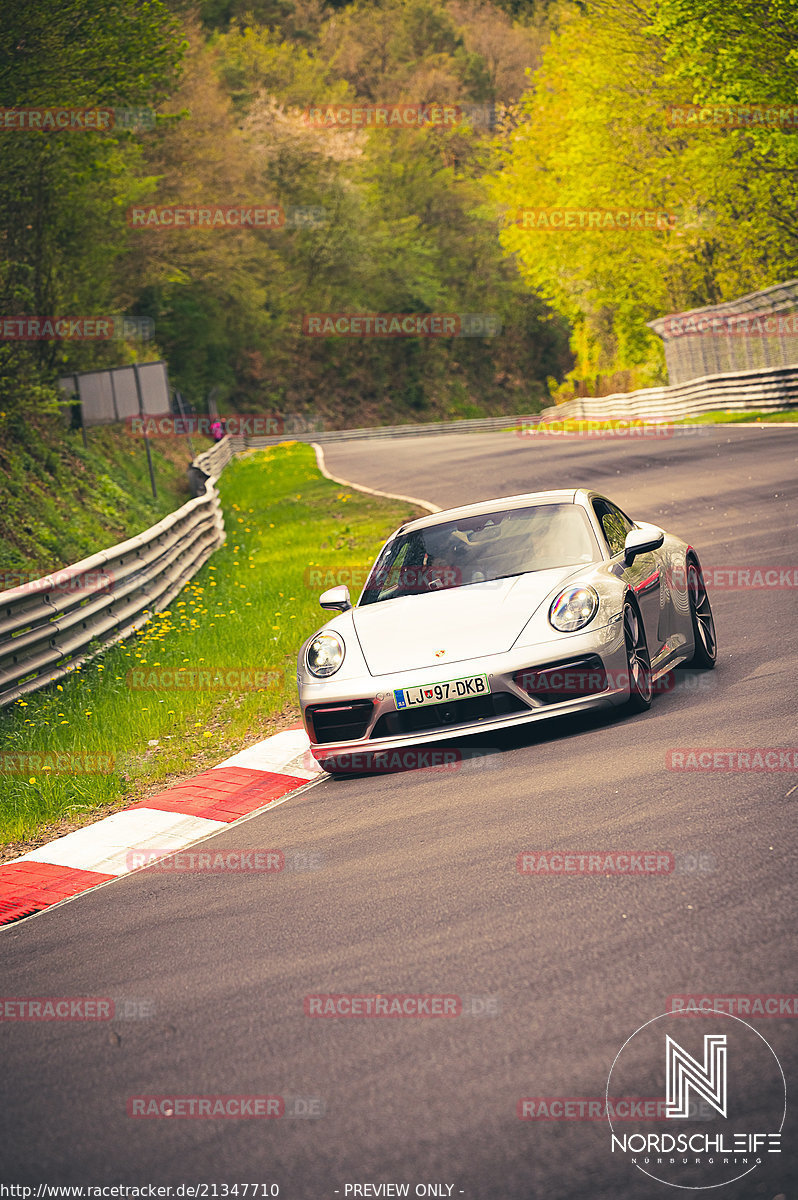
xmin=136 ymin=362 xmax=170 ymax=415
xmin=111 ymin=368 xmax=142 ymax=421
xmin=58 ymin=362 xmax=169 ymax=426
xmin=649 ymin=280 xmax=798 ymax=385
xmin=77 ymin=371 xmax=117 ymax=424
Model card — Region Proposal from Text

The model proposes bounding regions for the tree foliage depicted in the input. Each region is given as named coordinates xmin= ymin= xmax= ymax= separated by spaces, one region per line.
xmin=492 ymin=0 xmax=798 ymax=389
xmin=1 ymin=0 xmax=793 ymax=423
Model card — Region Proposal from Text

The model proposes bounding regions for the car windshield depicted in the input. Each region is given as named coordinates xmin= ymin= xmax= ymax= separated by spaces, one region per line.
xmin=358 ymin=503 xmax=601 ymax=605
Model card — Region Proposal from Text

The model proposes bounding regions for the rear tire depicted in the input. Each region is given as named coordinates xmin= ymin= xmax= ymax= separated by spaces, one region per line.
xmin=623 ymin=600 xmax=652 ymax=712
xmin=685 ymin=557 xmax=717 ymax=669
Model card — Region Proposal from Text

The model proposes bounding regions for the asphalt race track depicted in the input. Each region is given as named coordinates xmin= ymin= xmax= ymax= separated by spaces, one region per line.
xmin=2 ymin=426 xmax=797 ymax=1199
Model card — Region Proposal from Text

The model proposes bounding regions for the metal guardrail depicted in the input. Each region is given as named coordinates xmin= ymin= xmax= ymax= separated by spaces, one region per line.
xmin=192 ymin=435 xmax=245 ymax=478
xmin=243 ymin=413 xmax=541 ymax=448
xmin=234 ymin=364 xmax=798 ymax=450
xmin=0 ymin=478 xmax=225 ymax=708
xmin=535 ymin=362 xmax=798 ymax=423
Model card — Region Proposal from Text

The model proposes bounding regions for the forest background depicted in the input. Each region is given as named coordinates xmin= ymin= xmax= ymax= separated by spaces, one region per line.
xmin=1 ymin=0 xmax=796 ymax=432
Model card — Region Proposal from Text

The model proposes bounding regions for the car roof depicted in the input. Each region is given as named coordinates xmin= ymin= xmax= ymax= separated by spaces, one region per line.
xmin=397 ymin=489 xmax=587 ymax=534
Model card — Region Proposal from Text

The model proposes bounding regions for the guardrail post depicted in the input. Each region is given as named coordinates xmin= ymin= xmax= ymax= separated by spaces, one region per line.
xmin=133 ymin=363 xmax=158 ymax=501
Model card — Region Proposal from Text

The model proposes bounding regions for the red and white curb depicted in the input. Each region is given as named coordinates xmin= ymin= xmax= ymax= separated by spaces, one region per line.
xmin=0 ymin=446 xmax=436 ymax=929
xmin=0 ymin=724 xmax=320 ymax=927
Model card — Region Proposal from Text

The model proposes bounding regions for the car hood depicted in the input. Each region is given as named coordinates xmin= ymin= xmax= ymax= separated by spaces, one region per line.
xmin=351 ymin=566 xmax=584 ymax=675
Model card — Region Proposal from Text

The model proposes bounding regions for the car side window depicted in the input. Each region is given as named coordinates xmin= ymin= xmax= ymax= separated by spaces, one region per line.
xmin=592 ymin=500 xmax=635 ymax=556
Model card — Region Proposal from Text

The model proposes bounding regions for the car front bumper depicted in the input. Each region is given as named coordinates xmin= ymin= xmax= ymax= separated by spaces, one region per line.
xmin=299 ymin=619 xmax=631 ymax=763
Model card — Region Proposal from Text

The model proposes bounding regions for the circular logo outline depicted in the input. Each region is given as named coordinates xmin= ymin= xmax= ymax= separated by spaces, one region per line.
xmin=605 ymin=1010 xmax=787 ymax=1191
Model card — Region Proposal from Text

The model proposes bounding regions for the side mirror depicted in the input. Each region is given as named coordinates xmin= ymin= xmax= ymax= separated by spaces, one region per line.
xmin=623 ymin=523 xmax=665 ymax=566
xmin=319 ymin=584 xmax=352 ymax=612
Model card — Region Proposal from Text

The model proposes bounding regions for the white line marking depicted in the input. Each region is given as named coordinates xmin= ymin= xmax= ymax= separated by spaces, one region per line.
xmin=312 ymin=442 xmax=441 ymax=512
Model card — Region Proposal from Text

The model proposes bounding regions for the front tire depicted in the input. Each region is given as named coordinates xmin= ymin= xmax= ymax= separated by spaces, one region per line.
xmin=623 ymin=600 xmax=652 ymax=712
xmin=685 ymin=557 xmax=717 ymax=669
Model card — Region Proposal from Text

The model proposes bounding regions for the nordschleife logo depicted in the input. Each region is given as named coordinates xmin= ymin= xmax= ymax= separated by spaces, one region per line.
xmin=606 ymin=1012 xmax=785 ymax=1189
xmin=666 ymin=1034 xmax=727 ymax=1119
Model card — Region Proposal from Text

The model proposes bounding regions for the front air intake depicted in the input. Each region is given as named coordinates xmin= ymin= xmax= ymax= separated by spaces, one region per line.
xmin=514 ymin=655 xmax=607 ymax=704
xmin=306 ymin=700 xmax=374 ymax=744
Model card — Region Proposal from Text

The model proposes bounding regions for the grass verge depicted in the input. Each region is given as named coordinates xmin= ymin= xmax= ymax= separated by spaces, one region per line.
xmin=677 ymin=409 xmax=798 ymax=424
xmin=503 ymin=410 xmax=798 ymax=432
xmin=0 ymin=416 xmax=214 ymax=576
xmin=0 ymin=441 xmax=423 ymax=850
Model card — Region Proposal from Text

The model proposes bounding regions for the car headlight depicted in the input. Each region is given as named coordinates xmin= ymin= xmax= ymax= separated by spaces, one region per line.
xmin=549 ymin=586 xmax=599 ymax=632
xmin=306 ymin=632 xmax=345 ymax=677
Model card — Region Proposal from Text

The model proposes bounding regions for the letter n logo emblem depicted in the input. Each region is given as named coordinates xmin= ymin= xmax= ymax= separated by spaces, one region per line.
xmin=665 ymin=1034 xmax=727 ymax=1118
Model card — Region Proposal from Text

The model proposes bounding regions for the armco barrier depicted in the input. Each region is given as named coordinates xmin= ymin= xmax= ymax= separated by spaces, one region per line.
xmin=237 ymin=364 xmax=798 ymax=449
xmin=245 ymin=413 xmax=537 ymax=446
xmin=534 ymin=362 xmax=798 ymax=424
xmin=0 ymin=478 xmax=225 ymax=707
xmin=191 ymin=434 xmax=246 ymax=479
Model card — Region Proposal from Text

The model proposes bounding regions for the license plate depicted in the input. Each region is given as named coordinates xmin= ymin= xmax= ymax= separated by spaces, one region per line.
xmin=393 ymin=674 xmax=490 ymax=710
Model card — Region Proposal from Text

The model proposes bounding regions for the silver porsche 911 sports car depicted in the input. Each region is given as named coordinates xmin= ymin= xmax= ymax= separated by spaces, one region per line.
xmin=297 ymin=489 xmax=717 ymax=772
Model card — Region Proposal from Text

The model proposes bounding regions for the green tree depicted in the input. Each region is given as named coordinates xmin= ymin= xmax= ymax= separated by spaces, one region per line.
xmin=0 ymin=0 xmax=185 ymax=417
xmin=491 ymin=0 xmax=798 ymax=391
